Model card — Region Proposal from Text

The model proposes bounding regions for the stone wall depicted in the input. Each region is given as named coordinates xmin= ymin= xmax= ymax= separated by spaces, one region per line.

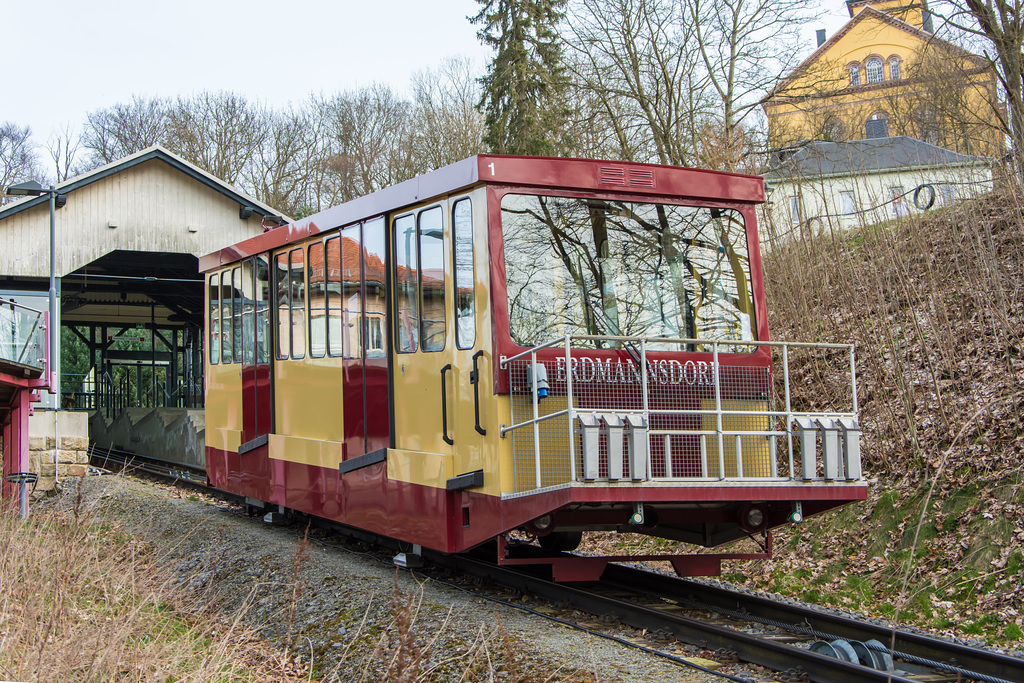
xmin=28 ymin=411 xmax=90 ymax=498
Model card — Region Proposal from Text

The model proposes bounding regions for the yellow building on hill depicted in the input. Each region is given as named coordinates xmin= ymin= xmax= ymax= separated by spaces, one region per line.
xmin=764 ymin=0 xmax=1004 ymax=157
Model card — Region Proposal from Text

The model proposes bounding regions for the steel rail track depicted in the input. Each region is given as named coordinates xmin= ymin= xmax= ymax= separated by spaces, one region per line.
xmin=601 ymin=564 xmax=1024 ymax=683
xmin=90 ymin=449 xmax=1022 ymax=682
xmin=434 ymin=550 xmax=924 ymax=683
xmin=88 ymin=445 xmax=217 ymax=492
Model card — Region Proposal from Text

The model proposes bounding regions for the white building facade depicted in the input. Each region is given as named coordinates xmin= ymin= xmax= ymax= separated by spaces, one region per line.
xmin=761 ymin=137 xmax=994 ymax=241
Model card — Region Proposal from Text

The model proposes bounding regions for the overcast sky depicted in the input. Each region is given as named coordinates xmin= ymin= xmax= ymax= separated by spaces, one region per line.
xmin=7 ymin=0 xmax=852 ymax=153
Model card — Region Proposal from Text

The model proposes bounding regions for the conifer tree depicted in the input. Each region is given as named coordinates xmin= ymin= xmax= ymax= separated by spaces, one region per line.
xmin=472 ymin=0 xmax=571 ymax=155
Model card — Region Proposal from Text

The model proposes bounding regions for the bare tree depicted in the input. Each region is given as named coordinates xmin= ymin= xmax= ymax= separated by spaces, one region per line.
xmin=314 ymin=85 xmax=416 ymax=203
xmin=81 ymin=96 xmax=170 ymax=167
xmin=685 ymin=0 xmax=810 ymax=170
xmin=932 ymin=0 xmax=1024 ymax=171
xmin=410 ymin=57 xmax=487 ymax=168
xmin=48 ymin=124 xmax=82 ymax=182
xmin=166 ymin=91 xmax=268 ymax=186
xmin=564 ymin=0 xmax=711 ymax=166
xmin=244 ymin=107 xmax=317 ymax=218
xmin=0 ymin=122 xmax=41 ymax=202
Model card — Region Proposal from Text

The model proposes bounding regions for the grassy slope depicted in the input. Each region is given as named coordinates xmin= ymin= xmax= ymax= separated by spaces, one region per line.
xmin=729 ymin=189 xmax=1024 ymax=645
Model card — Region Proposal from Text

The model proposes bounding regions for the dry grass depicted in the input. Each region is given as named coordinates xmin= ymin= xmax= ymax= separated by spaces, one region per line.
xmin=0 ymin=479 xmax=600 ymax=682
xmin=0 ymin=483 xmax=309 ymax=682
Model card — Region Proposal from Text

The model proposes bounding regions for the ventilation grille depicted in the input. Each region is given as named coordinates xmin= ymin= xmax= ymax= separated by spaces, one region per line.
xmin=599 ymin=166 xmax=656 ymax=189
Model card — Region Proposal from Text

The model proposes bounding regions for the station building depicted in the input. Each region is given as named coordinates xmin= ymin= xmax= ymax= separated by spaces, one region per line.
xmin=0 ymin=146 xmax=284 ymax=496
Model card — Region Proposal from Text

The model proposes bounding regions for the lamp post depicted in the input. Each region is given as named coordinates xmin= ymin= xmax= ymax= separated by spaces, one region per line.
xmin=5 ymin=180 xmax=64 ymax=519
xmin=5 ymin=180 xmax=62 ymax=394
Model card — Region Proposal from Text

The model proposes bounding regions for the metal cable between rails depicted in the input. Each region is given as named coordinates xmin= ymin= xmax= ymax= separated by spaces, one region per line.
xmin=673 ymin=595 xmax=1015 ymax=683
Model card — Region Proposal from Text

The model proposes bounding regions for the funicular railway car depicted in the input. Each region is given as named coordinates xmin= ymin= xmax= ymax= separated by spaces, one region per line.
xmin=201 ymin=155 xmax=866 ymax=581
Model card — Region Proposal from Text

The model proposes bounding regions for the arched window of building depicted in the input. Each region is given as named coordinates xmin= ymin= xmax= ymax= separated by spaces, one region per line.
xmin=889 ymin=56 xmax=902 ymax=80
xmin=866 ymin=57 xmax=884 ymax=83
xmin=916 ymin=105 xmax=940 ymax=145
xmin=848 ymin=63 xmax=861 ymax=86
xmin=821 ymin=116 xmax=846 ymax=141
xmin=865 ymin=112 xmax=888 ymax=138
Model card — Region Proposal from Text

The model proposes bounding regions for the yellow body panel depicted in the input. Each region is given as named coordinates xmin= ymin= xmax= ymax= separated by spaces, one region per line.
xmin=205 ymin=361 xmax=241 ymax=445
xmin=210 ymin=428 xmax=242 ymax=453
xmin=386 ymin=448 xmax=454 ymax=488
xmin=268 ymin=433 xmax=345 ymax=467
xmin=273 ymin=354 xmax=345 ymax=442
xmin=494 ymin=395 xmax=516 ymax=494
xmin=702 ymin=399 xmax=773 ymax=478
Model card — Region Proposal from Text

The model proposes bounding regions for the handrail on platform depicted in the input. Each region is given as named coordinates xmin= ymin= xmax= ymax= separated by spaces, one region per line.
xmin=499 ymin=334 xmax=862 ymax=495
xmin=0 ymin=297 xmax=46 ymax=371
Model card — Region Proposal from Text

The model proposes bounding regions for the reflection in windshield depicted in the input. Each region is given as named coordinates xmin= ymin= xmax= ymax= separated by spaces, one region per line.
xmin=501 ymin=194 xmax=755 ymax=351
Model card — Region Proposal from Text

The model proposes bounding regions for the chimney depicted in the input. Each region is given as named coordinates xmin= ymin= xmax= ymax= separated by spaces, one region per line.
xmin=816 ymin=29 xmax=827 ymax=47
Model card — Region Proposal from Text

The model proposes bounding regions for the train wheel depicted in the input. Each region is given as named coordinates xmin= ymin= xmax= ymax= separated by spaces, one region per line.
xmin=538 ymin=531 xmax=583 ymax=552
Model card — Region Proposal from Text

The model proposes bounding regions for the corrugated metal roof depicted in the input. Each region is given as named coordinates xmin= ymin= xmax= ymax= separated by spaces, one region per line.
xmin=765 ymin=136 xmax=991 ymax=180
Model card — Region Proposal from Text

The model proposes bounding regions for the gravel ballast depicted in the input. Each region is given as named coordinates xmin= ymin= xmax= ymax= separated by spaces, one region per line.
xmin=41 ymin=474 xmax=735 ymax=682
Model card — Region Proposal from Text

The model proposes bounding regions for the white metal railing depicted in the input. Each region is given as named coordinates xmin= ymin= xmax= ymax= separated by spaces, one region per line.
xmin=0 ymin=298 xmax=46 ymax=371
xmin=499 ymin=335 xmax=862 ymax=496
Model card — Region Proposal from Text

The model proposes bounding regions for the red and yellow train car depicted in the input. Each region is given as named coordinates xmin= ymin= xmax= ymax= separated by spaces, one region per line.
xmin=201 ymin=155 xmax=866 ymax=581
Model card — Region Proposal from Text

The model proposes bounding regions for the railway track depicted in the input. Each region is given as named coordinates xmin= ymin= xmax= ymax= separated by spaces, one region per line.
xmin=90 ymin=447 xmax=1024 ymax=683
xmin=435 ymin=549 xmax=1022 ymax=683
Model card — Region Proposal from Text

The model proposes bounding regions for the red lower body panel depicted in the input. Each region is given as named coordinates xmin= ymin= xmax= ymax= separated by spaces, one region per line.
xmin=207 ymin=446 xmax=865 ymax=554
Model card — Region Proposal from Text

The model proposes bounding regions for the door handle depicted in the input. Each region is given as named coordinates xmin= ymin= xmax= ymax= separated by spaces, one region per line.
xmin=470 ymin=350 xmax=486 ymax=436
xmin=441 ymin=364 xmax=454 ymax=445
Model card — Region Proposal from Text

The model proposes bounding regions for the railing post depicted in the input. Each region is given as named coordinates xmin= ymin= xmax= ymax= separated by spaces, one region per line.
xmin=640 ymin=338 xmax=650 ymax=478
xmin=784 ymin=344 xmax=794 ymax=480
xmin=565 ymin=335 xmax=575 ymax=482
xmin=849 ymin=347 xmax=859 ymax=414
xmin=531 ymin=350 xmax=542 ymax=490
xmin=713 ymin=342 xmax=725 ymax=479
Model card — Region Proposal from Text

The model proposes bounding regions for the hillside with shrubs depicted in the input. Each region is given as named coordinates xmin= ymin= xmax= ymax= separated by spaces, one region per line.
xmin=735 ymin=186 xmax=1024 ymax=645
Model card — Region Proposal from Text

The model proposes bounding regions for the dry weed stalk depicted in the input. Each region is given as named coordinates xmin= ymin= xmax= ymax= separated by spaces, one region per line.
xmin=0 ymin=476 xmax=311 ymax=681
xmin=284 ymin=523 xmax=312 ymax=657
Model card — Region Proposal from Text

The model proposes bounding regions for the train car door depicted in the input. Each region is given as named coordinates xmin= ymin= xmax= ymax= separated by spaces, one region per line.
xmin=446 ymin=195 xmax=490 ymax=480
xmin=391 ymin=204 xmax=454 ymax=458
xmin=361 ymin=218 xmax=390 ymax=454
xmin=240 ymin=256 xmax=272 ymax=448
xmin=390 ymin=197 xmax=488 ymax=485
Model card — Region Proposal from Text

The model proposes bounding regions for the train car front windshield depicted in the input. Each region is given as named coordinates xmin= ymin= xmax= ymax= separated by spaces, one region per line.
xmin=501 ymin=193 xmax=756 ymax=350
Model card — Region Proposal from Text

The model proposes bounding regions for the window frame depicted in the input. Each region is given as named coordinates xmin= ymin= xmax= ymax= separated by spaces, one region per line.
xmin=452 ymin=197 xmax=475 ymax=350
xmin=255 ymin=255 xmax=270 ymax=365
xmin=417 ymin=205 xmax=446 ymax=353
xmin=839 ymin=190 xmax=857 ymax=216
xmin=394 ymin=212 xmax=420 ymax=354
xmin=865 ymin=112 xmax=889 ymax=139
xmin=221 ymin=270 xmax=234 ymax=364
xmin=208 ymin=273 xmax=220 ymax=365
xmin=888 ymin=56 xmax=902 ymax=80
xmin=866 ymin=57 xmax=884 ymax=83
xmin=241 ymin=261 xmax=255 ymax=365
xmin=789 ymin=195 xmax=803 ymax=224
xmin=289 ymin=247 xmax=306 ymax=359
xmin=308 ymin=240 xmax=327 ymax=359
xmin=848 ymin=62 xmax=861 ymax=86
xmin=274 ymin=252 xmax=290 ymax=361
xmin=325 ymin=235 xmax=345 ymax=358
